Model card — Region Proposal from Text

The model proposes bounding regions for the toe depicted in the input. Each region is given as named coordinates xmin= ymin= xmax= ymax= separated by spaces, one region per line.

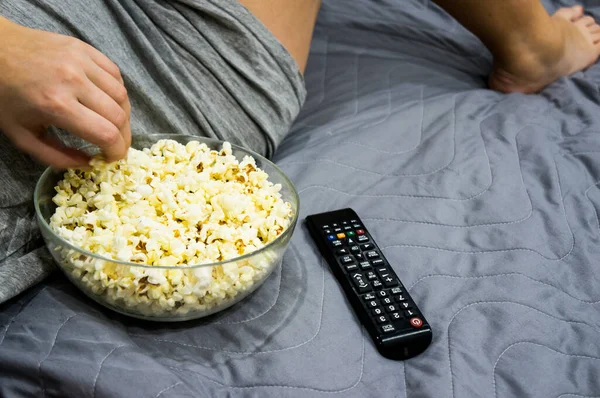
xmin=555 ymin=5 xmax=584 ymax=21
xmin=576 ymin=15 xmax=596 ymax=26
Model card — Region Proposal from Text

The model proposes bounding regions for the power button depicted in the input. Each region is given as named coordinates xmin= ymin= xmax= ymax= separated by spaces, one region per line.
xmin=409 ymin=317 xmax=423 ymax=328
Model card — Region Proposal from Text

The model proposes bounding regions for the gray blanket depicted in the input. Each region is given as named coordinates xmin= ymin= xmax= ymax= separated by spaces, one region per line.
xmin=2 ymin=0 xmax=600 ymax=396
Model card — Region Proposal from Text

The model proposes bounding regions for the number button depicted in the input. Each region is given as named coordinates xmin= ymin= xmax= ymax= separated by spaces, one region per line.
xmin=366 ymin=300 xmax=379 ymax=309
xmin=381 ymin=297 xmax=393 ymax=305
xmin=390 ymin=312 xmax=403 ymax=321
xmin=376 ymin=315 xmax=389 ymax=324
xmin=377 ymin=290 xmax=388 ymax=298
xmin=372 ymin=308 xmax=383 ymax=316
xmin=386 ymin=304 xmax=397 ymax=313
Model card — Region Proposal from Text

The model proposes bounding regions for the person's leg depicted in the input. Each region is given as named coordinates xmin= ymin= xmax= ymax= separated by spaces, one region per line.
xmin=433 ymin=0 xmax=600 ymax=93
xmin=237 ymin=0 xmax=321 ymax=73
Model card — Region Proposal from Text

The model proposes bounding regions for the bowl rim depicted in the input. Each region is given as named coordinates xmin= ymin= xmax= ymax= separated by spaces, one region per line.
xmin=34 ymin=134 xmax=300 ymax=269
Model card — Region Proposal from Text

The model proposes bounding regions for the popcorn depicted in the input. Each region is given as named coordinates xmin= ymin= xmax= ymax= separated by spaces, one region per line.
xmin=49 ymin=139 xmax=292 ymax=318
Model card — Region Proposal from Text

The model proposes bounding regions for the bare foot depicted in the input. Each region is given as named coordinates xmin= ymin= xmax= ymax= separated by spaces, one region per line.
xmin=489 ymin=5 xmax=600 ymax=94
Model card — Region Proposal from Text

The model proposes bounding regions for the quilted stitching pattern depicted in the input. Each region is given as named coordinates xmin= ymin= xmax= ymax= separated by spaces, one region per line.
xmin=2 ymin=0 xmax=600 ymax=396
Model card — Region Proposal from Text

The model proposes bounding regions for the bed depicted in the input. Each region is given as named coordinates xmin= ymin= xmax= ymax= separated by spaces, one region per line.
xmin=2 ymin=0 xmax=600 ymax=396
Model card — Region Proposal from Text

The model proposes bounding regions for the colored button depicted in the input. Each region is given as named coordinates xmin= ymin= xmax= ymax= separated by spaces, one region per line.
xmin=327 ymin=235 xmax=335 ymax=241
xmin=356 ymin=229 xmax=365 ymax=235
xmin=337 ymin=232 xmax=346 ymax=239
xmin=410 ymin=317 xmax=423 ymax=328
xmin=347 ymin=231 xmax=356 ymax=237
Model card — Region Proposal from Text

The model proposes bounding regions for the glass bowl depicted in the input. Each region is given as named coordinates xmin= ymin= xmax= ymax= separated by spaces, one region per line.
xmin=34 ymin=134 xmax=299 ymax=322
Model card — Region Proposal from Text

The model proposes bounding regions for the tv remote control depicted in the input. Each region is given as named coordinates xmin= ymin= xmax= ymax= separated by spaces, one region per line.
xmin=305 ymin=208 xmax=432 ymax=360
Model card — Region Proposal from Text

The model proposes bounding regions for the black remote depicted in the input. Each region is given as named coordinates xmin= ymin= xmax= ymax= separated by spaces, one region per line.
xmin=305 ymin=208 xmax=432 ymax=360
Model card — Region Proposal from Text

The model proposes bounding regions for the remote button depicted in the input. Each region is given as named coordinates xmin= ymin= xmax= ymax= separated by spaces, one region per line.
xmin=327 ymin=235 xmax=335 ymax=241
xmin=360 ymin=243 xmax=374 ymax=251
xmin=381 ymin=297 xmax=393 ymax=305
xmin=341 ymin=221 xmax=349 ymax=226
xmin=345 ymin=238 xmax=357 ymax=245
xmin=350 ymin=245 xmax=360 ymax=254
xmin=390 ymin=287 xmax=403 ymax=295
xmin=344 ymin=226 xmax=352 ymax=231
xmin=334 ymin=227 xmax=342 ymax=233
xmin=346 ymin=231 xmax=356 ymax=237
xmin=376 ymin=315 xmax=389 ymax=324
xmin=350 ymin=219 xmax=358 ymax=223
xmin=390 ymin=312 xmax=403 ymax=321
xmin=366 ymin=251 xmax=379 ymax=259
xmin=366 ymin=300 xmax=379 ymax=309
xmin=386 ymin=304 xmax=398 ymax=313
xmin=355 ymin=253 xmax=365 ymax=261
xmin=331 ymin=240 xmax=343 ymax=247
xmin=351 ymin=273 xmax=372 ymax=293
xmin=322 ymin=225 xmax=330 ymax=229
xmin=362 ymin=292 xmax=376 ymax=301
xmin=372 ymin=280 xmax=383 ymax=289
xmin=359 ymin=261 xmax=372 ymax=270
xmin=383 ymin=276 xmax=398 ymax=288
xmin=336 ymin=248 xmax=349 ymax=255
xmin=400 ymin=301 xmax=412 ymax=309
xmin=332 ymin=223 xmax=339 ymax=228
xmin=357 ymin=235 xmax=369 ymax=243
xmin=377 ymin=290 xmax=388 ymax=298
xmin=345 ymin=263 xmax=358 ymax=272
xmin=340 ymin=255 xmax=353 ymax=264
xmin=371 ymin=259 xmax=385 ymax=266
xmin=337 ymin=233 xmax=346 ymax=239
xmin=372 ymin=308 xmax=383 ymax=316
xmin=395 ymin=294 xmax=407 ymax=302
xmin=405 ymin=309 xmax=416 ymax=317
xmin=366 ymin=271 xmax=378 ymax=280
xmin=356 ymin=229 xmax=365 ymax=235
xmin=410 ymin=317 xmax=423 ymax=328
xmin=381 ymin=324 xmax=396 ymax=334
xmin=324 ymin=229 xmax=332 ymax=234
xmin=352 ymin=223 xmax=361 ymax=228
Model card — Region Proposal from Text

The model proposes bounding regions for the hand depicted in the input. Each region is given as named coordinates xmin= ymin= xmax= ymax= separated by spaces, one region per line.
xmin=0 ymin=17 xmax=131 ymax=168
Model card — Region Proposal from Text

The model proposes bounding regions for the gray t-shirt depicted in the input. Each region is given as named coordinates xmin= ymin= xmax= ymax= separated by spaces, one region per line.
xmin=0 ymin=0 xmax=306 ymax=303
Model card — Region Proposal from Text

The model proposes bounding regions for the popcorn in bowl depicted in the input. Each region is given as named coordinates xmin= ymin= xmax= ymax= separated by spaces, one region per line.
xmin=44 ymin=138 xmax=294 ymax=320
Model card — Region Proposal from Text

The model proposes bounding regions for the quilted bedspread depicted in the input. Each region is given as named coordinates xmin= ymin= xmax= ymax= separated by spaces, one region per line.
xmin=2 ymin=0 xmax=600 ymax=396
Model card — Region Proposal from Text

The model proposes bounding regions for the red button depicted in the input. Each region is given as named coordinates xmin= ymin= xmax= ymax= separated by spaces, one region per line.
xmin=410 ymin=317 xmax=423 ymax=328
xmin=356 ymin=229 xmax=365 ymax=235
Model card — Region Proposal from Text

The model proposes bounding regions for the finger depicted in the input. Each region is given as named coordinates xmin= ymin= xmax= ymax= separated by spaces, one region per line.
xmin=8 ymin=127 xmax=90 ymax=169
xmin=85 ymin=61 xmax=128 ymax=105
xmin=121 ymin=97 xmax=132 ymax=148
xmin=51 ymin=100 xmax=127 ymax=162
xmin=84 ymin=61 xmax=132 ymax=148
xmin=83 ymin=44 xmax=124 ymax=84
xmin=78 ymin=80 xmax=127 ymax=134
